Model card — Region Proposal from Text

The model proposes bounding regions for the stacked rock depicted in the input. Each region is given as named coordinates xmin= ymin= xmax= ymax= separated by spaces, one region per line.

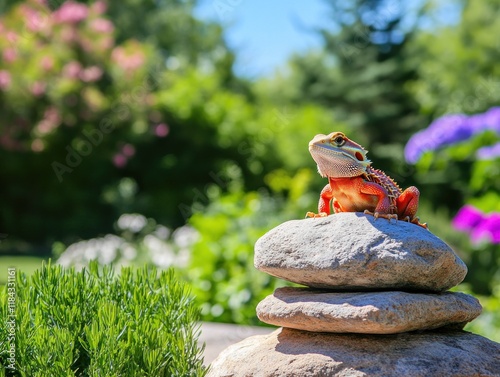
xmin=208 ymin=213 xmax=500 ymax=377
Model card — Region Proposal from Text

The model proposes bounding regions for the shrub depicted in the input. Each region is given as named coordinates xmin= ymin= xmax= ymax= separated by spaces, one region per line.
xmin=0 ymin=261 xmax=206 ymax=376
xmin=187 ymin=168 xmax=315 ymax=325
xmin=405 ymin=107 xmax=500 ymax=294
xmin=54 ymin=213 xmax=197 ymax=271
xmin=462 ymin=283 xmax=500 ymax=342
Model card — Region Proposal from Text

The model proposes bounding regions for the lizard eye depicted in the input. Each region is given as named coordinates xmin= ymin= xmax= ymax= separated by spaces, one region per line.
xmin=333 ymin=136 xmax=345 ymax=146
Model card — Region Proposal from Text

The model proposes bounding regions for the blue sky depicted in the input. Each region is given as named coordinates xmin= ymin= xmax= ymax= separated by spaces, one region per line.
xmin=194 ymin=0 xmax=461 ymax=79
xmin=194 ymin=0 xmax=332 ymax=78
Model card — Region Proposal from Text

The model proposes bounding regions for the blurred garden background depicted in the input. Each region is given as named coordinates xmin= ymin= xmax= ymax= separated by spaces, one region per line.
xmin=1 ymin=0 xmax=500 ymax=343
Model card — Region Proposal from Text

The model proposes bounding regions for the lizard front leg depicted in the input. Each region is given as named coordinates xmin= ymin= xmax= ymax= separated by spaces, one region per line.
xmin=396 ymin=186 xmax=428 ymax=229
xmin=306 ymin=184 xmax=333 ymax=218
xmin=359 ymin=181 xmax=398 ymax=221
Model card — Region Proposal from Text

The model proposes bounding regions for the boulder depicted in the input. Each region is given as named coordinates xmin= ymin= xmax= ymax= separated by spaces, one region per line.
xmin=256 ymin=287 xmax=482 ymax=334
xmin=207 ymin=328 xmax=500 ymax=377
xmin=254 ymin=213 xmax=467 ymax=291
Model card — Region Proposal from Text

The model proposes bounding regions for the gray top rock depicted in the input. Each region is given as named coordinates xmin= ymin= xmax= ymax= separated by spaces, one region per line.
xmin=254 ymin=213 xmax=467 ymax=291
xmin=257 ymin=287 xmax=482 ymax=334
xmin=207 ymin=328 xmax=500 ymax=377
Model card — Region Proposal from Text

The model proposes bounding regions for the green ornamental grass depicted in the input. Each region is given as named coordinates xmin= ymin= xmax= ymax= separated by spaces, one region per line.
xmin=0 ymin=261 xmax=206 ymax=377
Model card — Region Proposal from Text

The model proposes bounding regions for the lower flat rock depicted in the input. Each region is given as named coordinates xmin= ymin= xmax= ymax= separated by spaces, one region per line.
xmin=207 ymin=328 xmax=500 ymax=377
xmin=257 ymin=287 xmax=482 ymax=334
xmin=254 ymin=213 xmax=467 ymax=291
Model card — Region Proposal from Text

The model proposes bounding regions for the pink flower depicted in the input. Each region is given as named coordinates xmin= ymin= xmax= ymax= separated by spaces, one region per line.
xmin=90 ymin=18 xmax=113 ymax=34
xmin=452 ymin=205 xmax=484 ymax=232
xmin=60 ymin=25 xmax=78 ymax=43
xmin=41 ymin=56 xmax=54 ymax=71
xmin=3 ymin=48 xmax=17 ymax=63
xmin=45 ymin=106 xmax=60 ymax=122
xmin=96 ymin=36 xmax=114 ymax=51
xmin=154 ymin=123 xmax=169 ymax=137
xmin=31 ymin=81 xmax=46 ymax=96
xmin=0 ymin=70 xmax=12 ymax=90
xmin=122 ymin=144 xmax=135 ymax=157
xmin=471 ymin=213 xmax=500 ymax=245
xmin=111 ymin=45 xmax=146 ymax=73
xmin=37 ymin=106 xmax=61 ymax=135
xmin=53 ymin=1 xmax=89 ymax=24
xmin=113 ymin=154 xmax=127 ymax=168
xmin=31 ymin=139 xmax=45 ymax=152
xmin=63 ymin=61 xmax=82 ymax=79
xmin=7 ymin=31 xmax=18 ymax=43
xmin=79 ymin=66 xmax=103 ymax=82
xmin=21 ymin=5 xmax=48 ymax=32
xmin=90 ymin=1 xmax=107 ymax=15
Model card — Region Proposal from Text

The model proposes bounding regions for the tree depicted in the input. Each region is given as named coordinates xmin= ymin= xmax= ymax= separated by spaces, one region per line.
xmin=265 ymin=0 xmax=427 ymax=185
xmin=0 ymin=1 xmax=251 ymax=250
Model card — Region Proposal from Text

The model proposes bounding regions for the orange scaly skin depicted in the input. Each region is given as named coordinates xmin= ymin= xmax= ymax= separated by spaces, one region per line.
xmin=306 ymin=132 xmax=427 ymax=229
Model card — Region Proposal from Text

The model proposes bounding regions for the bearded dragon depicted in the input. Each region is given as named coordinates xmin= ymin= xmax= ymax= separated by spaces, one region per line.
xmin=306 ymin=132 xmax=427 ymax=229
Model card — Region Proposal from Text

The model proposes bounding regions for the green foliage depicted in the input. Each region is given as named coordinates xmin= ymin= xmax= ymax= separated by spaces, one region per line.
xmin=187 ymin=169 xmax=315 ymax=325
xmin=1 ymin=0 xmax=499 ymax=341
xmin=0 ymin=0 xmax=235 ymax=81
xmin=0 ymin=0 xmax=161 ymax=245
xmin=463 ymin=283 xmax=500 ymax=342
xmin=411 ymin=128 xmax=500 ymax=293
xmin=0 ymin=261 xmax=206 ymax=376
xmin=0 ymin=0 xmax=249 ymax=252
xmin=263 ymin=0 xmax=427 ymax=180
xmin=409 ymin=1 xmax=500 ymax=116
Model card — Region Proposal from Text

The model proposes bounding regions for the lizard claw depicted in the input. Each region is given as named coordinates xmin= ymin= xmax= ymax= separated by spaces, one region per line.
xmin=411 ymin=216 xmax=429 ymax=230
xmin=306 ymin=211 xmax=328 ymax=218
xmin=364 ymin=210 xmax=398 ymax=223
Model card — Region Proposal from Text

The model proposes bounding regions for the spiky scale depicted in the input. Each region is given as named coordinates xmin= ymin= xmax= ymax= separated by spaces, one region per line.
xmin=365 ymin=167 xmax=402 ymax=215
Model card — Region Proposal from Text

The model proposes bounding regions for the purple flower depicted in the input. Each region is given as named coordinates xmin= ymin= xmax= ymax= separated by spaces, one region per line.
xmin=405 ymin=107 xmax=500 ymax=163
xmin=53 ymin=1 xmax=88 ymax=24
xmin=476 ymin=142 xmax=500 ymax=160
xmin=481 ymin=107 xmax=500 ymax=133
xmin=452 ymin=205 xmax=485 ymax=232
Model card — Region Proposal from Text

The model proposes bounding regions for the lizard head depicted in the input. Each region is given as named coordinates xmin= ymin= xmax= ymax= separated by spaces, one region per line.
xmin=308 ymin=132 xmax=371 ymax=178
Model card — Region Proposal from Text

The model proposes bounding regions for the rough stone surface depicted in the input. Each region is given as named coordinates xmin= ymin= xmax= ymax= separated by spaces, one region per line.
xmin=256 ymin=287 xmax=482 ymax=334
xmin=207 ymin=328 xmax=500 ymax=377
xmin=254 ymin=212 xmax=467 ymax=291
xmin=199 ymin=322 xmax=274 ymax=366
